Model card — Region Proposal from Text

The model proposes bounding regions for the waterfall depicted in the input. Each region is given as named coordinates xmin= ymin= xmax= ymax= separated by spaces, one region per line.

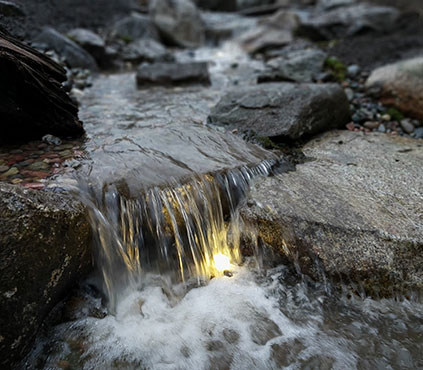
xmin=79 ymin=161 xmax=273 ymax=311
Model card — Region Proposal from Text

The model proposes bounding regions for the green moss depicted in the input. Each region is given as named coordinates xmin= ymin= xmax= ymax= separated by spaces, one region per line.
xmin=386 ymin=107 xmax=405 ymax=122
xmin=256 ymin=136 xmax=279 ymax=150
xmin=120 ymin=35 xmax=133 ymax=44
xmin=324 ymin=57 xmax=347 ymax=81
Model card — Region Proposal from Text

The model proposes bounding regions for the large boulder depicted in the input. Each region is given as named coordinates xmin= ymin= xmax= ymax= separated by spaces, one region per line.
xmin=136 ymin=61 xmax=210 ymax=87
xmin=34 ymin=27 xmax=98 ymax=70
xmin=241 ymin=131 xmax=423 ymax=297
xmin=0 ymin=184 xmax=91 ymax=369
xmin=0 ymin=31 xmax=84 ymax=142
xmin=365 ymin=57 xmax=423 ymax=120
xmin=297 ymin=3 xmax=400 ymax=40
xmin=149 ymin=0 xmax=205 ymax=48
xmin=112 ymin=12 xmax=160 ymax=43
xmin=208 ymin=83 xmax=350 ymax=140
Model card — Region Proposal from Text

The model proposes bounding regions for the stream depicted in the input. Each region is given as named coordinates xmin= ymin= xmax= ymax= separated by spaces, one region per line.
xmin=23 ymin=31 xmax=423 ymax=370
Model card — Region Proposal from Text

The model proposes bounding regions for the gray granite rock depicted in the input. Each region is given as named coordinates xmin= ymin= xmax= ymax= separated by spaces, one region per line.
xmin=123 ymin=38 xmax=173 ymax=64
xmin=208 ymin=83 xmax=350 ymax=140
xmin=241 ymin=131 xmax=423 ymax=296
xmin=112 ymin=12 xmax=160 ymax=42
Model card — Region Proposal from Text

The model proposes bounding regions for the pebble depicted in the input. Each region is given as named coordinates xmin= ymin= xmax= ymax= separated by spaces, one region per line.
xmin=42 ymin=134 xmax=62 ymax=146
xmin=400 ymin=119 xmax=415 ymax=134
xmin=347 ymin=64 xmax=360 ymax=77
xmin=23 ymin=183 xmax=45 ymax=190
xmin=0 ymin=165 xmax=9 ymax=173
xmin=1 ymin=167 xmax=19 ymax=177
xmin=344 ymin=88 xmax=354 ymax=102
xmin=59 ymin=150 xmax=73 ymax=157
xmin=381 ymin=114 xmax=391 ymax=121
xmin=364 ymin=121 xmax=380 ymax=130
xmin=10 ymin=149 xmax=23 ymax=154
xmin=378 ymin=124 xmax=386 ymax=133
xmin=28 ymin=161 xmax=49 ymax=171
xmin=11 ymin=178 xmax=23 ymax=184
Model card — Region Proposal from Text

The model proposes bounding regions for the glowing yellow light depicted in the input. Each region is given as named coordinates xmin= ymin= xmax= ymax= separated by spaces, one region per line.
xmin=213 ymin=253 xmax=231 ymax=272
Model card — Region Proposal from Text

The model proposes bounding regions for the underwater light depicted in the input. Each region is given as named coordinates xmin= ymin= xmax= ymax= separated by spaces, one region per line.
xmin=213 ymin=253 xmax=231 ymax=273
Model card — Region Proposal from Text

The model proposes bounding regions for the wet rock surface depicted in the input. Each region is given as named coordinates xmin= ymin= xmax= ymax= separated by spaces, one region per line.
xmin=208 ymin=82 xmax=350 ymax=140
xmin=241 ymin=130 xmax=423 ymax=296
xmin=111 ymin=12 xmax=160 ymax=43
xmin=0 ymin=183 xmax=91 ymax=369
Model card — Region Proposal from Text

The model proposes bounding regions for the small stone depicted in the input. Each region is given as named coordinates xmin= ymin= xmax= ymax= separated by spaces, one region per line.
xmin=378 ymin=123 xmax=386 ymax=133
xmin=28 ymin=161 xmax=49 ymax=171
xmin=1 ymin=167 xmax=19 ymax=178
xmin=400 ymin=119 xmax=415 ymax=134
xmin=0 ymin=165 xmax=9 ymax=173
xmin=42 ymin=134 xmax=62 ymax=146
xmin=23 ymin=183 xmax=45 ymax=190
xmin=363 ymin=121 xmax=380 ymax=130
xmin=347 ymin=64 xmax=360 ymax=77
xmin=11 ymin=178 xmax=23 ymax=184
xmin=10 ymin=149 xmax=23 ymax=154
xmin=344 ymin=88 xmax=354 ymax=101
xmin=413 ymin=127 xmax=423 ymax=139
xmin=59 ymin=150 xmax=73 ymax=157
xmin=381 ymin=114 xmax=391 ymax=121
xmin=346 ymin=122 xmax=355 ymax=131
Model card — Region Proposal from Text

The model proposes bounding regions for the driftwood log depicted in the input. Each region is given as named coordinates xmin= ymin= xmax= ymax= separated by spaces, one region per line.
xmin=0 ymin=31 xmax=84 ymax=143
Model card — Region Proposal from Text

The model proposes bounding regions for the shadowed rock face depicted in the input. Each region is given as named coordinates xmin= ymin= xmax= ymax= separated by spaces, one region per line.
xmin=0 ymin=184 xmax=91 ymax=369
xmin=241 ymin=131 xmax=423 ymax=297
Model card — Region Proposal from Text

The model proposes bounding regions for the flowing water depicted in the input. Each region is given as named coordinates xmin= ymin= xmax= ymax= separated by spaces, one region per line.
xmin=25 ymin=20 xmax=423 ymax=369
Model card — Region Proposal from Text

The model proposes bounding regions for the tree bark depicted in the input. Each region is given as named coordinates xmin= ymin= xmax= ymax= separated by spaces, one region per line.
xmin=0 ymin=31 xmax=84 ymax=143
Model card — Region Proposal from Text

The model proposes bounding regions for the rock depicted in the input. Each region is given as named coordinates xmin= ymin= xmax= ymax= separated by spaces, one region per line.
xmin=237 ymin=26 xmax=293 ymax=54
xmin=365 ymin=57 xmax=423 ymax=120
xmin=0 ymin=165 xmax=9 ymax=172
xmin=0 ymin=184 xmax=91 ymax=369
xmin=257 ymin=9 xmax=300 ymax=30
xmin=378 ymin=123 xmax=386 ymax=133
xmin=258 ymin=48 xmax=327 ymax=83
xmin=67 ymin=28 xmax=112 ymax=68
xmin=237 ymin=0 xmax=274 ymax=9
xmin=237 ymin=10 xmax=298 ymax=55
xmin=42 ymin=134 xmax=62 ymax=146
xmin=34 ymin=27 xmax=98 ymax=71
xmin=0 ymin=0 xmax=25 ymax=17
xmin=149 ymin=0 xmax=205 ymax=48
xmin=344 ymin=87 xmax=354 ymax=101
xmin=346 ymin=64 xmax=360 ymax=78
xmin=208 ymin=83 xmax=351 ymax=140
xmin=136 ymin=62 xmax=210 ymax=87
xmin=0 ymin=166 xmax=18 ymax=178
xmin=0 ymin=31 xmax=84 ymax=142
xmin=363 ymin=121 xmax=379 ymax=130
xmin=297 ymin=4 xmax=400 ymax=41
xmin=112 ymin=12 xmax=160 ymax=43
xmin=400 ymin=119 xmax=415 ymax=134
xmin=241 ymin=131 xmax=423 ymax=297
xmin=414 ymin=127 xmax=423 ymax=139
xmin=123 ymin=38 xmax=173 ymax=64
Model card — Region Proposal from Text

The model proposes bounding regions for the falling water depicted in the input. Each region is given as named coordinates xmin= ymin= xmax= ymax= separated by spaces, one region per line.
xmin=79 ymin=162 xmax=273 ymax=312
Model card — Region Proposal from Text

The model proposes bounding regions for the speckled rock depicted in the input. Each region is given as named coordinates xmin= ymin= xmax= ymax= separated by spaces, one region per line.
xmin=241 ymin=131 xmax=423 ymax=296
xmin=365 ymin=57 xmax=423 ymax=120
xmin=0 ymin=184 xmax=91 ymax=369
